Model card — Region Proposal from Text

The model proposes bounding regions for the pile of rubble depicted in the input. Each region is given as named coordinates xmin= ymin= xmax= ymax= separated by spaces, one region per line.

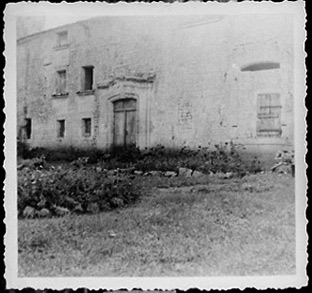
xmin=92 ymin=166 xmax=236 ymax=179
xmin=271 ymin=149 xmax=295 ymax=176
xmin=17 ymin=155 xmax=46 ymax=170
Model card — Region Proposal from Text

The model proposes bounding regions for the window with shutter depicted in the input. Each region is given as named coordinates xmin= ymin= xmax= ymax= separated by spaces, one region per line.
xmin=257 ymin=93 xmax=282 ymax=137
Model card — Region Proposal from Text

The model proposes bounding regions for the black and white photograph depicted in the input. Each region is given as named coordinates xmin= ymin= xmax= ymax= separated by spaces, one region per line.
xmin=4 ymin=1 xmax=307 ymax=290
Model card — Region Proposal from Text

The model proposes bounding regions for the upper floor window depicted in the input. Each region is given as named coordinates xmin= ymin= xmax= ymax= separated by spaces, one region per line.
xmin=82 ymin=66 xmax=94 ymax=91
xmin=56 ymin=70 xmax=67 ymax=94
xmin=57 ymin=31 xmax=68 ymax=47
xmin=241 ymin=62 xmax=280 ymax=72
xmin=257 ymin=93 xmax=282 ymax=137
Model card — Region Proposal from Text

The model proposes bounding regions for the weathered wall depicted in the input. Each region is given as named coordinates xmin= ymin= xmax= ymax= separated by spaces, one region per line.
xmin=17 ymin=15 xmax=294 ymax=164
xmin=148 ymin=15 xmax=294 ymax=150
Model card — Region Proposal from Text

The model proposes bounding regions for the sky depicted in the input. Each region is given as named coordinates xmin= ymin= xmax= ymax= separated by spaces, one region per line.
xmin=11 ymin=2 xmax=108 ymax=31
xmin=11 ymin=1 xmax=240 ymax=32
xmin=44 ymin=15 xmax=93 ymax=30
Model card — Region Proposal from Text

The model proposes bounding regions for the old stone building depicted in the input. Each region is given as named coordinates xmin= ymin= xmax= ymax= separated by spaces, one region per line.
xmin=17 ymin=14 xmax=294 ymax=164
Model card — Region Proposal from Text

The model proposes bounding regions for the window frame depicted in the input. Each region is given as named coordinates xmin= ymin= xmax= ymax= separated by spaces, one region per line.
xmin=56 ymin=69 xmax=67 ymax=95
xmin=57 ymin=119 xmax=66 ymax=138
xmin=25 ymin=118 xmax=32 ymax=140
xmin=82 ymin=118 xmax=92 ymax=137
xmin=56 ymin=31 xmax=68 ymax=48
xmin=81 ymin=66 xmax=94 ymax=92
xmin=256 ymin=93 xmax=282 ymax=137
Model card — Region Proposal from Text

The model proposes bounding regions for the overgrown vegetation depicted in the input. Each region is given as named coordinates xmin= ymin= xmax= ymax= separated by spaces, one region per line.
xmin=18 ymin=141 xmax=103 ymax=164
xmin=18 ymin=141 xmax=262 ymax=174
xmin=17 ymin=141 xmax=264 ymax=218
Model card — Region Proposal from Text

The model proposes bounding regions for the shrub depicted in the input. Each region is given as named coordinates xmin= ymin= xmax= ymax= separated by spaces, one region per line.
xmin=134 ymin=146 xmax=180 ymax=172
xmin=18 ymin=166 xmax=141 ymax=218
xmin=17 ymin=140 xmax=49 ymax=160
xmin=108 ymin=144 xmax=142 ymax=163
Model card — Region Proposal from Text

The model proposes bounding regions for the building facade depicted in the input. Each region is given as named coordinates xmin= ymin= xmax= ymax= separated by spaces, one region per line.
xmin=17 ymin=15 xmax=294 ymax=164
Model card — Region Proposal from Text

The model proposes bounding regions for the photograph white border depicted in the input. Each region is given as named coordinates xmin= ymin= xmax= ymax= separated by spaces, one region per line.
xmin=4 ymin=1 xmax=307 ymax=290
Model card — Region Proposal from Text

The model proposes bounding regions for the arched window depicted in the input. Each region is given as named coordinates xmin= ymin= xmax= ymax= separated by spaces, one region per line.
xmin=241 ymin=62 xmax=280 ymax=72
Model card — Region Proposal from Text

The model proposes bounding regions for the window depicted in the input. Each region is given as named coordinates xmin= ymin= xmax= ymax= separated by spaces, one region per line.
xmin=56 ymin=70 xmax=67 ymax=94
xmin=257 ymin=93 xmax=282 ymax=137
xmin=25 ymin=118 xmax=31 ymax=139
xmin=82 ymin=66 xmax=94 ymax=91
xmin=241 ymin=62 xmax=280 ymax=72
xmin=82 ymin=118 xmax=92 ymax=137
xmin=57 ymin=119 xmax=65 ymax=138
xmin=57 ymin=31 xmax=68 ymax=47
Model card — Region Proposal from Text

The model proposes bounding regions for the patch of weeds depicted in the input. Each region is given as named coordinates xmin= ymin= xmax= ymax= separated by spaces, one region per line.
xmin=19 ymin=141 xmax=262 ymax=175
xmin=248 ymin=156 xmax=263 ymax=174
xmin=133 ymin=142 xmax=259 ymax=175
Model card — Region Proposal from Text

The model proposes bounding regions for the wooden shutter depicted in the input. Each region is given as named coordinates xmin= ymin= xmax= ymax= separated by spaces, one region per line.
xmin=257 ymin=93 xmax=282 ymax=137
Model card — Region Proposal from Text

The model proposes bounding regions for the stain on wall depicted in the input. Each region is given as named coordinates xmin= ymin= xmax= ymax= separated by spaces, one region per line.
xmin=178 ymin=102 xmax=193 ymax=132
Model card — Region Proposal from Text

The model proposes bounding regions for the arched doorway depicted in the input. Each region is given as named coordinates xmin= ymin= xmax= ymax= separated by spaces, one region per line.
xmin=113 ymin=98 xmax=137 ymax=147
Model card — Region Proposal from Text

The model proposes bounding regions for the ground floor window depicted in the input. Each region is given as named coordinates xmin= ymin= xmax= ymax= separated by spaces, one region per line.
xmin=82 ymin=118 xmax=92 ymax=137
xmin=257 ymin=93 xmax=282 ymax=137
xmin=25 ymin=118 xmax=31 ymax=139
xmin=57 ymin=119 xmax=65 ymax=138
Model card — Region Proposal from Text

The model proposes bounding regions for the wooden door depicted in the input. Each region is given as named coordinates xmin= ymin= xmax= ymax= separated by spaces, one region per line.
xmin=125 ymin=109 xmax=136 ymax=146
xmin=113 ymin=99 xmax=137 ymax=147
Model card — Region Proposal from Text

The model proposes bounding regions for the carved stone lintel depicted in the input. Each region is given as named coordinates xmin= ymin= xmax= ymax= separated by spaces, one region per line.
xmin=97 ymin=74 xmax=156 ymax=89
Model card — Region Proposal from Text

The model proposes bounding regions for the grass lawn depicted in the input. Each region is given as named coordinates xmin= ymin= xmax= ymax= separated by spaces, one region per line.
xmin=18 ymin=172 xmax=295 ymax=276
